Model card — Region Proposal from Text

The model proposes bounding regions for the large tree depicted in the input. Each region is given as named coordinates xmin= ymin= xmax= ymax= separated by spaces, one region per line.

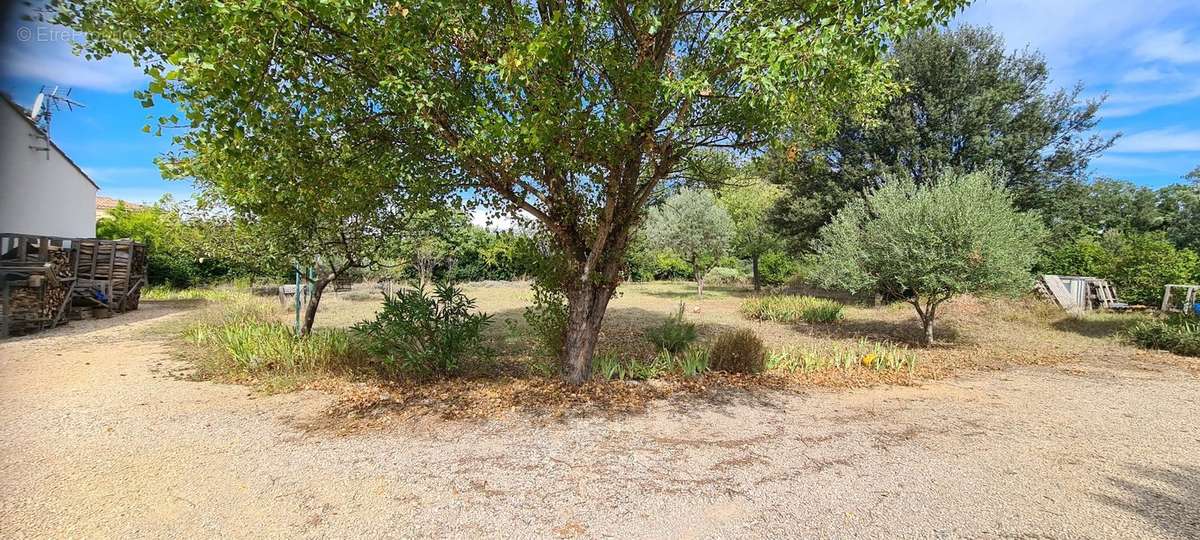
xmin=61 ymin=0 xmax=963 ymax=382
xmin=767 ymin=25 xmax=1115 ymax=247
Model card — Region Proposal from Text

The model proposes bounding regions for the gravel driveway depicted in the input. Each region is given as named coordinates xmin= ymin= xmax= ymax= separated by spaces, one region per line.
xmin=1 ymin=303 xmax=1198 ymax=538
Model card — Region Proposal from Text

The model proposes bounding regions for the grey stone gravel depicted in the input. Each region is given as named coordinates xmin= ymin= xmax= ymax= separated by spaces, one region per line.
xmin=1 ymin=304 xmax=1197 ymax=539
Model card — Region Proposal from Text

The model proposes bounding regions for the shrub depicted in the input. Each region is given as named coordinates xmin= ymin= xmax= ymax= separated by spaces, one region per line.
xmin=758 ymin=250 xmax=802 ymax=286
xmin=645 ymin=304 xmax=699 ymax=353
xmin=1129 ymin=315 xmax=1200 ymax=357
xmin=352 ymin=282 xmax=493 ymax=374
xmin=705 ymin=266 xmax=745 ymax=285
xmin=740 ymin=295 xmax=844 ymax=324
xmin=709 ymin=328 xmax=765 ymax=373
xmin=524 ymin=281 xmax=569 ymax=359
xmin=1039 ymin=232 xmax=1199 ymax=306
xmin=767 ymin=339 xmax=918 ymax=372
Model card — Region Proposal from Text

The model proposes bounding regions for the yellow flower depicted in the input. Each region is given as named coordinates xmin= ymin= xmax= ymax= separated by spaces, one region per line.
xmin=860 ymin=353 xmax=877 ymax=367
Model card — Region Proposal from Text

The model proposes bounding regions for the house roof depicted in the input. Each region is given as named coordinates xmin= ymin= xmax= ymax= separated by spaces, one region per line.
xmin=96 ymin=196 xmax=144 ymax=213
xmin=2 ymin=93 xmax=100 ymax=191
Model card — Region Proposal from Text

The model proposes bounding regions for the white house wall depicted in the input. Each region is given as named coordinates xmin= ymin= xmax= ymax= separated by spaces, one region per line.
xmin=0 ymin=101 xmax=97 ymax=239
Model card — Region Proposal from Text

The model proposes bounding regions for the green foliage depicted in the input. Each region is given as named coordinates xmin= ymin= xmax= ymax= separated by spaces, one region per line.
xmin=590 ymin=351 xmax=671 ymax=382
xmin=758 ymin=250 xmax=803 ymax=286
xmin=1103 ymin=234 xmax=1199 ymax=305
xmin=719 ymin=176 xmax=785 ymax=289
xmin=709 ymin=328 xmax=766 ymax=374
xmin=767 ymin=25 xmax=1113 ymax=246
xmin=741 ymin=295 xmax=844 ymax=324
xmin=645 ymin=304 xmax=699 ymax=354
xmin=183 ymin=300 xmax=364 ymax=378
xmin=704 ymin=267 xmax=745 ymax=286
xmin=767 ymin=339 xmax=918 ymax=372
xmin=524 ymin=281 xmax=569 ymax=359
xmin=1129 ymin=315 xmax=1200 ymax=357
xmin=97 ymin=199 xmax=277 ymax=288
xmin=1038 ymin=236 xmax=1113 ymax=278
xmin=647 ymin=188 xmax=735 ymax=295
xmin=812 ymin=168 xmax=1045 ymax=345
xmin=675 ymin=345 xmax=711 ymax=377
xmin=352 ymin=283 xmax=493 ymax=375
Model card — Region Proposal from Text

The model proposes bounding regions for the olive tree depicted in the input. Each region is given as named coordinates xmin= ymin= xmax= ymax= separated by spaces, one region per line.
xmin=60 ymin=0 xmax=965 ymax=382
xmin=646 ymin=188 xmax=733 ymax=297
xmin=811 ymin=168 xmax=1045 ymax=346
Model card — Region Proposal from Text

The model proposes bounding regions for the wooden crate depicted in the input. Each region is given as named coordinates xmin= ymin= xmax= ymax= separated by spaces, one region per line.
xmin=73 ymin=239 xmax=148 ymax=313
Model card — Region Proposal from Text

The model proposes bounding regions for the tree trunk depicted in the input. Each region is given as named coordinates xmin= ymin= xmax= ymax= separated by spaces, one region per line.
xmin=920 ymin=303 xmax=937 ymax=347
xmin=300 ymin=278 xmax=331 ymax=336
xmin=695 ymin=268 xmax=705 ymax=298
xmin=751 ymin=255 xmax=761 ymax=293
xmin=561 ymin=282 xmax=615 ymax=384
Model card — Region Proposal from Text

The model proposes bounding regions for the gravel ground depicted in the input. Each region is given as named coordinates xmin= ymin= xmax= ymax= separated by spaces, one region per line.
xmin=1 ymin=302 xmax=1198 ymax=539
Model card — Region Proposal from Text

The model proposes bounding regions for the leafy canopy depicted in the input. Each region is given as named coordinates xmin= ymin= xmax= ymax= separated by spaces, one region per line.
xmin=767 ymin=25 xmax=1113 ymax=245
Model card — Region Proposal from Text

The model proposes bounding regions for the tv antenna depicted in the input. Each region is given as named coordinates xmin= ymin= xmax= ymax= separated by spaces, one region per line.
xmin=28 ymin=85 xmax=85 ymax=134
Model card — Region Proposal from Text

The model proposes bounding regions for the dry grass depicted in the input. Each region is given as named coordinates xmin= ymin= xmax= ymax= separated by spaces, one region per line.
xmin=165 ymin=280 xmax=1199 ymax=420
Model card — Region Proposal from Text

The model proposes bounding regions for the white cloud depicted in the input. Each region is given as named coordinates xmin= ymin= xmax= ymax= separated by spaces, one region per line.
xmin=1135 ymin=29 xmax=1200 ymax=64
xmin=0 ymin=21 xmax=146 ymax=92
xmin=1120 ymin=67 xmax=1174 ymax=83
xmin=1111 ymin=128 xmax=1200 ymax=153
xmin=98 ymin=187 xmax=194 ymax=205
xmin=1100 ymin=82 xmax=1200 ymax=117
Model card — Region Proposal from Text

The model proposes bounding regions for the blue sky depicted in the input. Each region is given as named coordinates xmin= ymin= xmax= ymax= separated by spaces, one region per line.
xmin=1 ymin=1 xmax=1198 ymax=204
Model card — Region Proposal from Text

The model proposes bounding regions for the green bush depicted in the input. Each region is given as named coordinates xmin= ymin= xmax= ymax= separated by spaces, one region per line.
xmin=705 ymin=266 xmax=745 ymax=285
xmin=524 ymin=282 xmax=568 ymax=359
xmin=1129 ymin=315 xmax=1200 ymax=357
xmin=758 ymin=250 xmax=802 ymax=286
xmin=352 ymin=282 xmax=493 ymax=374
xmin=740 ymin=295 xmax=844 ymax=324
xmin=709 ymin=328 xmax=765 ymax=373
xmin=645 ymin=304 xmax=699 ymax=353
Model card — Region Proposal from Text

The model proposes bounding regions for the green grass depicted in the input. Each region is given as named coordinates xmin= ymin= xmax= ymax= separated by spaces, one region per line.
xmin=1129 ymin=315 xmax=1200 ymax=357
xmin=591 ymin=346 xmax=710 ymax=380
xmin=767 ymin=338 xmax=918 ymax=373
xmin=181 ymin=299 xmax=371 ymax=385
xmin=143 ymin=285 xmax=241 ymax=302
xmin=740 ymin=295 xmax=844 ymax=324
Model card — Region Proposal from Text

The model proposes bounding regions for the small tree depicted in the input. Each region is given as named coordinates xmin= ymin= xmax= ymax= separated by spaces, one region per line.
xmin=812 ymin=168 xmax=1044 ymax=346
xmin=647 ymin=189 xmax=733 ymax=297
xmin=719 ymin=176 xmax=784 ymax=292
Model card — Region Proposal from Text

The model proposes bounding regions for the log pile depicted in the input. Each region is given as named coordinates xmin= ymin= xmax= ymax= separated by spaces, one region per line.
xmin=2 ymin=251 xmax=73 ymax=335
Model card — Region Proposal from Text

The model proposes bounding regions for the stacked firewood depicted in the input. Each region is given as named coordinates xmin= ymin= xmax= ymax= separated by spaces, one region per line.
xmin=5 ymin=266 xmax=71 ymax=334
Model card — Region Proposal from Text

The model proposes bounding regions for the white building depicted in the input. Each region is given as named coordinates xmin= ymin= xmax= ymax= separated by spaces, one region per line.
xmin=0 ymin=94 xmax=98 ymax=239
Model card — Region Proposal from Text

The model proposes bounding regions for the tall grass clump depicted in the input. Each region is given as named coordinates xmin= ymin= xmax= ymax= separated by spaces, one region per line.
xmin=645 ymin=303 xmax=699 ymax=353
xmin=144 ymin=285 xmax=240 ymax=302
xmin=741 ymin=295 xmax=844 ymax=324
xmin=1129 ymin=315 xmax=1200 ymax=357
xmin=766 ymin=339 xmax=918 ymax=373
xmin=183 ymin=299 xmax=365 ymax=379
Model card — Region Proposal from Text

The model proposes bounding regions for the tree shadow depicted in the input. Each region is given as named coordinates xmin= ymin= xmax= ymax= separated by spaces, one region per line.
xmin=1094 ymin=463 xmax=1200 ymax=538
xmin=632 ymin=283 xmax=757 ymax=300
xmin=1051 ymin=314 xmax=1146 ymax=339
xmin=801 ymin=317 xmax=962 ymax=347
